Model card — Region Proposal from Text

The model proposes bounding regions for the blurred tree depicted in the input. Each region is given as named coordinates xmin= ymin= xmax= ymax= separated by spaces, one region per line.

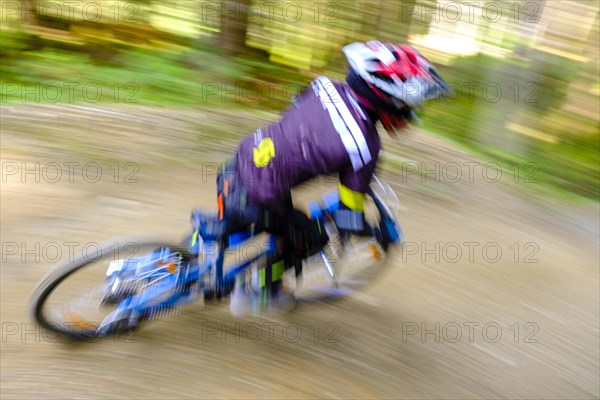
xmin=356 ymin=0 xmax=381 ymax=40
xmin=20 ymin=0 xmax=38 ymax=26
xmin=218 ymin=0 xmax=252 ymax=56
xmin=354 ymin=0 xmax=416 ymax=43
xmin=396 ymin=0 xmax=417 ymax=42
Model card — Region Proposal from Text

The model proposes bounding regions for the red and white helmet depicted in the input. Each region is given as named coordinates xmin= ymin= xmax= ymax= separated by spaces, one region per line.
xmin=343 ymin=41 xmax=449 ymax=110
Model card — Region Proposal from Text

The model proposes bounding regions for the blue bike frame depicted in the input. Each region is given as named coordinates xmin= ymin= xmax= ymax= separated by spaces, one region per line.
xmin=101 ymin=187 xmax=401 ymax=328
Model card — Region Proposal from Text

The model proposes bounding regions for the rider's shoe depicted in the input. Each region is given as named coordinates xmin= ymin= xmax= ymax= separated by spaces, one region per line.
xmin=229 ymin=281 xmax=295 ymax=317
xmin=229 ymin=282 xmax=260 ymax=316
xmin=266 ymin=282 xmax=296 ymax=315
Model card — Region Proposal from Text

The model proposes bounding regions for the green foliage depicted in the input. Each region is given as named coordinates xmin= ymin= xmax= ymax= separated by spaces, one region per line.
xmin=0 ymin=29 xmax=30 ymax=80
xmin=421 ymin=53 xmax=599 ymax=201
xmin=0 ymin=28 xmax=597 ymax=202
xmin=0 ymin=43 xmax=310 ymax=109
xmin=527 ymin=50 xmax=582 ymax=114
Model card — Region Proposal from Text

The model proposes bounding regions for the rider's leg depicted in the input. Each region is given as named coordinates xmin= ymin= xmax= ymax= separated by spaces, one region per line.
xmin=250 ymin=201 xmax=298 ymax=313
xmin=283 ymin=209 xmax=330 ymax=261
xmin=217 ymin=158 xmax=294 ymax=314
xmin=254 ymin=208 xmax=328 ymax=312
xmin=216 ymin=157 xmax=261 ymax=229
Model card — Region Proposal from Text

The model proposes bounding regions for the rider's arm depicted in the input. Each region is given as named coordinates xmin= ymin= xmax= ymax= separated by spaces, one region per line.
xmin=335 ymin=164 xmax=375 ymax=235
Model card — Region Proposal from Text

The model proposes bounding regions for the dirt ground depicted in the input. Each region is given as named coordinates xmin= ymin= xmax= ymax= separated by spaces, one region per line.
xmin=1 ymin=105 xmax=599 ymax=399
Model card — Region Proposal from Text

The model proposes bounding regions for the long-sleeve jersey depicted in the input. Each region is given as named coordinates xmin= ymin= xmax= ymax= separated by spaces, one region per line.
xmin=236 ymin=76 xmax=381 ymax=214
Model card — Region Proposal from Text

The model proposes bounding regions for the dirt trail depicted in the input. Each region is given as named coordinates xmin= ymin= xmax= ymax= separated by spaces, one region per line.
xmin=1 ymin=105 xmax=598 ymax=399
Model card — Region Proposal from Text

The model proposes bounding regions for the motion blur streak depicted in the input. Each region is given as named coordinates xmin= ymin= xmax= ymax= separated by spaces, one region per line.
xmin=1 ymin=0 xmax=599 ymax=398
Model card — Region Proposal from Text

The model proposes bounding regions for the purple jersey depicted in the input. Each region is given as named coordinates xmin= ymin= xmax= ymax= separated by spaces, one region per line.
xmin=236 ymin=77 xmax=381 ymax=214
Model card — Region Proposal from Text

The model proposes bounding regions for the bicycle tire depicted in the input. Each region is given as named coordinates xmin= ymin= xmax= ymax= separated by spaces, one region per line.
xmin=30 ymin=236 xmax=195 ymax=340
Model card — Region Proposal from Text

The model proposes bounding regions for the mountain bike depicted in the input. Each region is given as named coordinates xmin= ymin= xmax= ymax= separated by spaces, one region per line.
xmin=30 ymin=176 xmax=403 ymax=340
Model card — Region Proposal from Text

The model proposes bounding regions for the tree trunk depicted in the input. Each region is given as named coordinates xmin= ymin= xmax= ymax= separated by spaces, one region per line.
xmin=396 ymin=0 xmax=417 ymax=42
xmin=20 ymin=0 xmax=38 ymax=26
xmin=217 ymin=0 xmax=251 ymax=56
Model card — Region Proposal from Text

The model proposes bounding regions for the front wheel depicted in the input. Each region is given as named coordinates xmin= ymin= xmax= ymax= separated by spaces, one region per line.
xmin=30 ymin=237 xmax=195 ymax=340
xmin=292 ymin=183 xmax=403 ymax=302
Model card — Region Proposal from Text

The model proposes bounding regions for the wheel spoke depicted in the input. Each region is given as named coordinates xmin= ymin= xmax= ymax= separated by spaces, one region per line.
xmin=31 ymin=240 xmax=198 ymax=339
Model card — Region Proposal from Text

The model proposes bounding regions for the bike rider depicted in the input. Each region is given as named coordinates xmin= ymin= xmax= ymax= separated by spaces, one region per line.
xmin=216 ymin=41 xmax=450 ymax=315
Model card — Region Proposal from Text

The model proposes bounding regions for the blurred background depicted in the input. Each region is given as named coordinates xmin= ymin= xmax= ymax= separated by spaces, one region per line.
xmin=1 ymin=1 xmax=599 ymax=399
xmin=1 ymin=0 xmax=599 ymax=200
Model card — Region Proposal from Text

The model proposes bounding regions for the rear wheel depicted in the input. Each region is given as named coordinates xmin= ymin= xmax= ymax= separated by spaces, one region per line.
xmin=30 ymin=237 xmax=195 ymax=340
